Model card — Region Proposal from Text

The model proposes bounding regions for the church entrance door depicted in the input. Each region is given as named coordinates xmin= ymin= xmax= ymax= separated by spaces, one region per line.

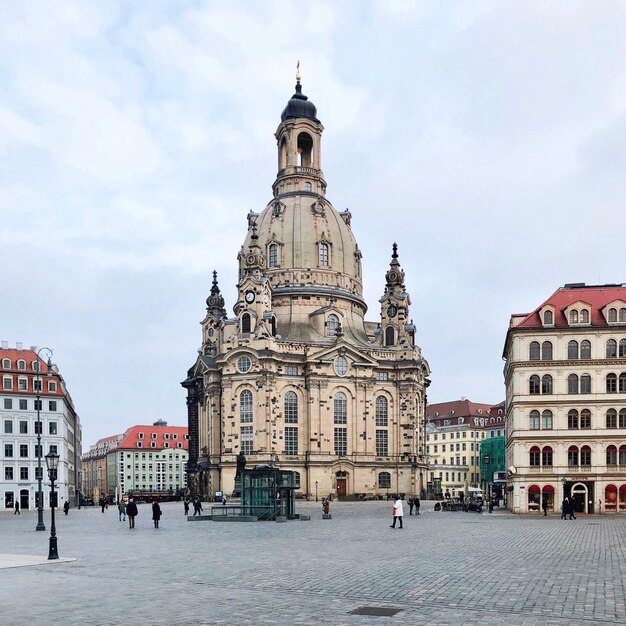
xmin=336 ymin=479 xmax=347 ymax=497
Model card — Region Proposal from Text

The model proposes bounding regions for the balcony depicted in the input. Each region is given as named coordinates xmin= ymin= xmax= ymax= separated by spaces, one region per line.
xmin=568 ymin=465 xmax=593 ymax=473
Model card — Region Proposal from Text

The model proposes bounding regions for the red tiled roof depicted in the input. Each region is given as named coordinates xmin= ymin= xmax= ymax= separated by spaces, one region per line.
xmin=426 ymin=399 xmax=495 ymax=421
xmin=118 ymin=425 xmax=189 ymax=451
xmin=0 ymin=347 xmax=63 ymax=396
xmin=516 ymin=284 xmax=626 ymax=329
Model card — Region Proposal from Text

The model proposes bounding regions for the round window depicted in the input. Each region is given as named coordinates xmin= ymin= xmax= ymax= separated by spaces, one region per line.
xmin=237 ymin=355 xmax=252 ymax=373
xmin=334 ymin=356 xmax=348 ymax=376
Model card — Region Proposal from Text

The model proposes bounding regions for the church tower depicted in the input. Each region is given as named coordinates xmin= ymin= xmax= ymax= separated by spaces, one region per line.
xmin=183 ymin=68 xmax=430 ymax=501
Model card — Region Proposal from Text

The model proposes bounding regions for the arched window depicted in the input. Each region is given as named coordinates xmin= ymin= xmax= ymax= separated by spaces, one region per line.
xmin=326 ymin=313 xmax=340 ymax=337
xmin=17 ymin=360 xmax=26 ymax=370
xmin=541 ymin=446 xmax=553 ymax=466
xmin=570 ymin=310 xmax=578 ymax=324
xmin=270 ymin=316 xmax=277 ymax=336
xmin=297 ymin=132 xmax=313 ymax=167
xmin=541 ymin=341 xmax=553 ymax=360
xmin=619 ymin=445 xmax=626 ymax=465
xmin=541 ymin=410 xmax=553 ymax=430
xmin=541 ymin=374 xmax=552 ymax=395
xmin=241 ymin=313 xmax=251 ymax=333
xmin=607 ymin=446 xmax=618 ymax=465
xmin=580 ymin=373 xmax=591 ymax=394
xmin=620 ymin=339 xmax=626 ymax=358
xmin=319 ymin=242 xmax=329 ymax=266
xmin=606 ymin=408 xmax=617 ymax=429
xmin=543 ymin=310 xmax=553 ymax=325
xmin=580 ymin=409 xmax=591 ymax=429
xmin=279 ymin=137 xmax=287 ymax=169
xmin=375 ymin=396 xmax=388 ymax=426
xmin=619 ymin=373 xmax=626 ymax=393
xmin=606 ymin=373 xmax=617 ymax=393
xmin=378 ymin=471 xmax=391 ymax=489
xmin=620 ymin=409 xmax=626 ymax=429
xmin=581 ymin=309 xmax=589 ymax=323
xmin=620 ymin=308 xmax=626 ymax=322
xmin=304 ymin=182 xmax=312 ymax=191
xmin=608 ymin=308 xmax=617 ymax=322
xmin=284 ymin=391 xmax=298 ymax=423
xmin=268 ymin=243 xmax=278 ymax=268
xmin=333 ymin=392 xmax=347 ymax=424
xmin=580 ymin=445 xmax=591 ymax=466
xmin=529 ymin=446 xmax=540 ymax=466
xmin=568 ymin=445 xmax=579 ymax=466
xmin=240 ymin=390 xmax=253 ymax=422
xmin=529 ymin=342 xmax=540 ymax=360
xmin=529 ymin=375 xmax=540 ymax=395
xmin=568 ymin=373 xmax=579 ymax=394
xmin=385 ymin=326 xmax=396 ymax=347
xmin=607 ymin=339 xmax=617 ymax=358
xmin=568 ymin=409 xmax=579 ymax=430
xmin=580 ymin=340 xmax=591 ymax=359
xmin=568 ymin=340 xmax=579 ymax=359
xmin=1 ymin=358 xmax=10 ymax=369
xmin=529 ymin=410 xmax=540 ymax=430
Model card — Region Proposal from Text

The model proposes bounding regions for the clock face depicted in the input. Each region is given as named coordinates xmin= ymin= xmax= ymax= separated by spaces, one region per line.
xmin=388 ymin=305 xmax=398 ymax=318
xmin=245 ymin=290 xmax=255 ymax=304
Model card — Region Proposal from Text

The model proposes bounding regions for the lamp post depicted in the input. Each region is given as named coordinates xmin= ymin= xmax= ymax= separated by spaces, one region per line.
xmin=315 ymin=480 xmax=318 ymax=502
xmin=35 ymin=347 xmax=53 ymax=532
xmin=45 ymin=451 xmax=60 ymax=560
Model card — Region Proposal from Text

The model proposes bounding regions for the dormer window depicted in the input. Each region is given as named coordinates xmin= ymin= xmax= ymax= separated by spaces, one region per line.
xmin=326 ymin=314 xmax=340 ymax=337
xmin=2 ymin=358 xmax=10 ymax=369
xmin=580 ymin=309 xmax=589 ymax=323
xmin=621 ymin=308 xmax=626 ymax=322
xmin=150 ymin=441 xmax=156 ymax=448
xmin=609 ymin=308 xmax=617 ymax=322
xmin=137 ymin=441 xmax=143 ymax=448
xmin=138 ymin=432 xmax=144 ymax=439
xmin=570 ymin=310 xmax=578 ymax=324
xmin=304 ymin=182 xmax=312 ymax=192
xmin=152 ymin=433 xmax=157 ymax=439
xmin=17 ymin=360 xmax=26 ymax=370
xmin=543 ymin=310 xmax=553 ymax=325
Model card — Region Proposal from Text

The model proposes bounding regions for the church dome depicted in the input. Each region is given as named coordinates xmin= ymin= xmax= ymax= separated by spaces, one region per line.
xmin=281 ymin=82 xmax=318 ymax=122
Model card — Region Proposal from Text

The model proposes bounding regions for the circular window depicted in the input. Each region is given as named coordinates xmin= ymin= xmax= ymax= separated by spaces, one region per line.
xmin=237 ymin=355 xmax=252 ymax=373
xmin=334 ymin=356 xmax=348 ymax=376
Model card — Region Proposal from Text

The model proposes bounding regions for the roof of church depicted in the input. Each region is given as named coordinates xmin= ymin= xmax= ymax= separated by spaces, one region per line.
xmin=281 ymin=81 xmax=318 ymax=122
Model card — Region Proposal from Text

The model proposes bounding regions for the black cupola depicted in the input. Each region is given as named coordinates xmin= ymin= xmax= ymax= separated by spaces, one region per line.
xmin=281 ymin=81 xmax=318 ymax=122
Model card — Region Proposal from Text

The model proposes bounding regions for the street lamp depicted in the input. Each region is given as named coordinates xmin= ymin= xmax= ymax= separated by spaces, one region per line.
xmin=45 ymin=451 xmax=60 ymax=560
xmin=35 ymin=347 xmax=53 ymax=532
xmin=315 ymin=480 xmax=318 ymax=502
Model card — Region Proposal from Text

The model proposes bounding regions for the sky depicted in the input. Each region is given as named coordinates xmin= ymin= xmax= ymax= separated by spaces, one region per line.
xmin=2 ymin=1 xmax=626 ymax=449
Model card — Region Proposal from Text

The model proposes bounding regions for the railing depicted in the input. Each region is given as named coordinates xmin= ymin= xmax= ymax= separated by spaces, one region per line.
xmin=211 ymin=504 xmax=286 ymax=520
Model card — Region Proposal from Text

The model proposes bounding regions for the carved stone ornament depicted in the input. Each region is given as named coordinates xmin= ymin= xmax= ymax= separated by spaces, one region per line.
xmin=311 ymin=201 xmax=325 ymax=217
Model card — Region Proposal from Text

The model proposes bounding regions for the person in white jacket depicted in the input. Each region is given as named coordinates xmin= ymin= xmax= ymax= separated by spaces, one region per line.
xmin=390 ymin=496 xmax=404 ymax=529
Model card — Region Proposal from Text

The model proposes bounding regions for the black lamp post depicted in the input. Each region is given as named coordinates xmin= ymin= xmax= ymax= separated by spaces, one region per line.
xmin=35 ymin=347 xmax=53 ymax=532
xmin=45 ymin=451 xmax=60 ymax=560
xmin=315 ymin=480 xmax=318 ymax=503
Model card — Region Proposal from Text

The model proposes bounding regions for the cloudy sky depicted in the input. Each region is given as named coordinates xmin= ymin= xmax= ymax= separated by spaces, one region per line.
xmin=2 ymin=1 xmax=625 ymax=448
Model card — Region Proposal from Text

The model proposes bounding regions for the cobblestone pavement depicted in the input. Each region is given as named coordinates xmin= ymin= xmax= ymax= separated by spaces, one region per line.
xmin=1 ymin=500 xmax=625 ymax=625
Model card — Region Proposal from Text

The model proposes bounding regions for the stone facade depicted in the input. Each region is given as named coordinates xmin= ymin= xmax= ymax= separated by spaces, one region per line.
xmin=504 ymin=283 xmax=626 ymax=514
xmin=183 ymin=77 xmax=430 ymax=499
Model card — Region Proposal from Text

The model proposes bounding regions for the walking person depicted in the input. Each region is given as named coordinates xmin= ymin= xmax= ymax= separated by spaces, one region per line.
xmin=415 ymin=496 xmax=420 ymax=515
xmin=63 ymin=500 xmax=70 ymax=515
xmin=152 ymin=500 xmax=162 ymax=529
xmin=118 ymin=500 xmax=127 ymax=522
xmin=14 ymin=501 xmax=20 ymax=515
xmin=408 ymin=497 xmax=415 ymax=516
xmin=127 ymin=498 xmax=138 ymax=529
xmin=569 ymin=496 xmax=577 ymax=520
xmin=561 ymin=496 xmax=569 ymax=520
xmin=542 ymin=497 xmax=548 ymax=516
xmin=100 ymin=497 xmax=106 ymax=513
xmin=183 ymin=499 xmax=190 ymax=516
xmin=390 ymin=495 xmax=404 ymax=529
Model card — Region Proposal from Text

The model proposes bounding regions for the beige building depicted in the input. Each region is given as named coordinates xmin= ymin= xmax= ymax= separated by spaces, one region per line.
xmin=182 ymin=74 xmax=430 ymax=500
xmin=504 ymin=283 xmax=626 ymax=514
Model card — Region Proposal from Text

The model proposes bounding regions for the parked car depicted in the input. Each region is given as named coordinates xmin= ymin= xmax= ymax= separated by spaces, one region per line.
xmin=81 ymin=498 xmax=95 ymax=506
xmin=134 ymin=499 xmax=147 ymax=505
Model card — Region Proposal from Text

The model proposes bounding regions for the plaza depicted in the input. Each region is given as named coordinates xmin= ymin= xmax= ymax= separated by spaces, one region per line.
xmin=1 ymin=501 xmax=626 ymax=625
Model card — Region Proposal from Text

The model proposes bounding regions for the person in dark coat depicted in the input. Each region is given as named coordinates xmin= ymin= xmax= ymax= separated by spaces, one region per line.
xmin=415 ymin=496 xmax=421 ymax=515
xmin=561 ymin=497 xmax=569 ymax=520
xmin=100 ymin=497 xmax=106 ymax=513
xmin=63 ymin=501 xmax=70 ymax=515
xmin=408 ymin=497 xmax=415 ymax=515
xmin=542 ymin=497 xmax=548 ymax=516
xmin=126 ymin=498 xmax=138 ymax=528
xmin=152 ymin=500 xmax=162 ymax=528
xmin=14 ymin=501 xmax=20 ymax=515
xmin=569 ymin=496 xmax=577 ymax=520
xmin=183 ymin=499 xmax=190 ymax=515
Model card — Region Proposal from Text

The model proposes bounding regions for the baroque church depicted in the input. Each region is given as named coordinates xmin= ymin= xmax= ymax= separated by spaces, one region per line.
xmin=182 ymin=71 xmax=430 ymax=499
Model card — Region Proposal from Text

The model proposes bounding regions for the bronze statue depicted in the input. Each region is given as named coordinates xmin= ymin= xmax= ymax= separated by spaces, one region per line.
xmin=236 ymin=451 xmax=247 ymax=478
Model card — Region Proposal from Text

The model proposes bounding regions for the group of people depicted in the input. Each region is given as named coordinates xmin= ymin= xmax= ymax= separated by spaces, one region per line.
xmin=390 ymin=495 xmax=423 ymax=528
xmin=407 ymin=496 xmax=421 ymax=515
xmin=115 ymin=498 xmax=161 ymax=528
xmin=560 ymin=496 xmax=577 ymax=520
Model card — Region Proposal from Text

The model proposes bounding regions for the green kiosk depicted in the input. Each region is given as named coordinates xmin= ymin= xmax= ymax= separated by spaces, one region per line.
xmin=241 ymin=465 xmax=298 ymax=521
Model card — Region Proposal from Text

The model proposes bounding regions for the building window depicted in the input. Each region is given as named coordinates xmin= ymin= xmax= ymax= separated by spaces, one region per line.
xmin=49 ymin=445 xmax=57 ymax=455
xmin=568 ymin=409 xmax=579 ymax=429
xmin=48 ymin=381 xmax=57 ymax=392
xmin=2 ymin=358 xmax=10 ymax=368
xmin=241 ymin=313 xmax=251 ymax=334
xmin=529 ymin=342 xmax=540 ymax=360
xmin=237 ymin=355 xmax=252 ymax=373
xmin=34 ymin=444 xmax=42 ymax=457
xmin=284 ymin=391 xmax=298 ymax=423
xmin=4 ymin=419 xmax=12 ymax=434
xmin=268 ymin=243 xmax=278 ymax=268
xmin=284 ymin=365 xmax=298 ymax=376
xmin=34 ymin=400 xmax=42 ymax=411
xmin=334 ymin=427 xmax=347 ymax=456
xmin=284 ymin=426 xmax=298 ymax=455
xmin=375 ymin=396 xmax=388 ymax=426
xmin=543 ymin=311 xmax=553 ymax=325
xmin=580 ymin=340 xmax=591 ymax=359
xmin=19 ymin=444 xmax=28 ymax=457
xmin=18 ymin=378 xmax=27 ymax=391
xmin=385 ymin=326 xmax=396 ymax=347
xmin=33 ymin=380 xmax=41 ymax=391
xmin=5 ymin=467 xmax=13 ymax=480
xmin=542 ymin=446 xmax=553 ymax=466
xmin=326 ymin=314 xmax=340 ymax=337
xmin=541 ymin=375 xmax=552 ymax=395
xmin=608 ymin=308 xmax=617 ymax=322
xmin=606 ymin=409 xmax=617 ymax=429
xmin=570 ymin=310 xmax=578 ymax=324
xmin=334 ymin=356 xmax=348 ymax=376
xmin=568 ymin=446 xmax=579 ymax=466
xmin=49 ymin=401 xmax=57 ymax=412
xmin=20 ymin=467 xmax=28 ymax=480
xmin=607 ymin=446 xmax=618 ymax=465
xmin=529 ymin=375 xmax=540 ymax=394
xmin=620 ymin=373 xmax=626 ymax=393
xmin=619 ymin=409 xmax=626 ymax=429
xmin=240 ymin=426 xmax=253 ymax=455
xmin=529 ymin=446 xmax=540 ymax=466
xmin=376 ymin=430 xmax=388 ymax=456
xmin=579 ymin=374 xmax=591 ymax=394
xmin=19 ymin=421 xmax=27 ymax=434
xmin=581 ymin=310 xmax=589 ymax=323
xmin=541 ymin=341 xmax=553 ymax=360
xmin=3 ymin=398 xmax=12 ymax=409
xmin=376 ymin=371 xmax=388 ymax=381
xmin=620 ymin=339 xmax=626 ymax=358
xmin=568 ymin=374 xmax=579 ymax=394
xmin=580 ymin=445 xmax=591 ymax=466
xmin=378 ymin=471 xmax=391 ymax=489
xmin=5 ymin=444 xmax=13 ymax=457
xmin=541 ymin=410 xmax=553 ymax=430
xmin=319 ymin=242 xmax=329 ymax=266
xmin=568 ymin=340 xmax=579 ymax=359
xmin=607 ymin=339 xmax=617 ymax=358
xmin=3 ymin=376 xmax=13 ymax=390
xmin=529 ymin=410 xmax=540 ymax=430
xmin=240 ymin=390 xmax=253 ymax=423
xmin=620 ymin=445 xmax=626 ymax=465
xmin=333 ymin=392 xmax=347 ymax=424
xmin=17 ymin=359 xmax=25 ymax=370
xmin=19 ymin=399 xmax=27 ymax=410
xmin=606 ymin=373 xmax=617 ymax=393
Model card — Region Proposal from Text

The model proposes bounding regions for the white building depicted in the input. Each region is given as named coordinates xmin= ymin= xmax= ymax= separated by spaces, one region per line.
xmin=0 ymin=342 xmax=82 ymax=510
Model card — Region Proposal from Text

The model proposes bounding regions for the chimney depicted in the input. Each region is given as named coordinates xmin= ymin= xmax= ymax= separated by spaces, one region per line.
xmin=1 ymin=340 xmax=8 ymax=350
xmin=16 ymin=342 xmax=23 ymax=351
xmin=460 ymin=396 xmax=467 ymax=401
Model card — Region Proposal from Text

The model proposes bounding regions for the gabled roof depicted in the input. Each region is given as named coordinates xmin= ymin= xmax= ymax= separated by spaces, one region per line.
xmin=118 ymin=425 xmax=189 ymax=451
xmin=426 ymin=399 xmax=495 ymax=421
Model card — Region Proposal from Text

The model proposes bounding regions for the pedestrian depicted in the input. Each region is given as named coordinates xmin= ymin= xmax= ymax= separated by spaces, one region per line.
xmin=14 ymin=501 xmax=20 ymax=515
xmin=390 ymin=495 xmax=404 ymax=529
xmin=222 ymin=495 xmax=227 ymax=506
xmin=63 ymin=500 xmax=70 ymax=515
xmin=408 ymin=497 xmax=415 ymax=515
xmin=118 ymin=500 xmax=127 ymax=521
xmin=561 ymin=496 xmax=569 ymax=520
xmin=542 ymin=497 xmax=548 ymax=516
xmin=569 ymin=496 xmax=577 ymax=520
xmin=415 ymin=496 xmax=421 ymax=515
xmin=183 ymin=499 xmax=190 ymax=516
xmin=152 ymin=500 xmax=162 ymax=529
xmin=100 ymin=497 xmax=106 ymax=513
xmin=127 ymin=498 xmax=138 ymax=529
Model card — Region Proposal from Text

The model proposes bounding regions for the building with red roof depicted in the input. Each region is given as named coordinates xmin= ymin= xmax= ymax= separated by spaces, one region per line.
xmin=504 ymin=283 xmax=626 ymax=514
